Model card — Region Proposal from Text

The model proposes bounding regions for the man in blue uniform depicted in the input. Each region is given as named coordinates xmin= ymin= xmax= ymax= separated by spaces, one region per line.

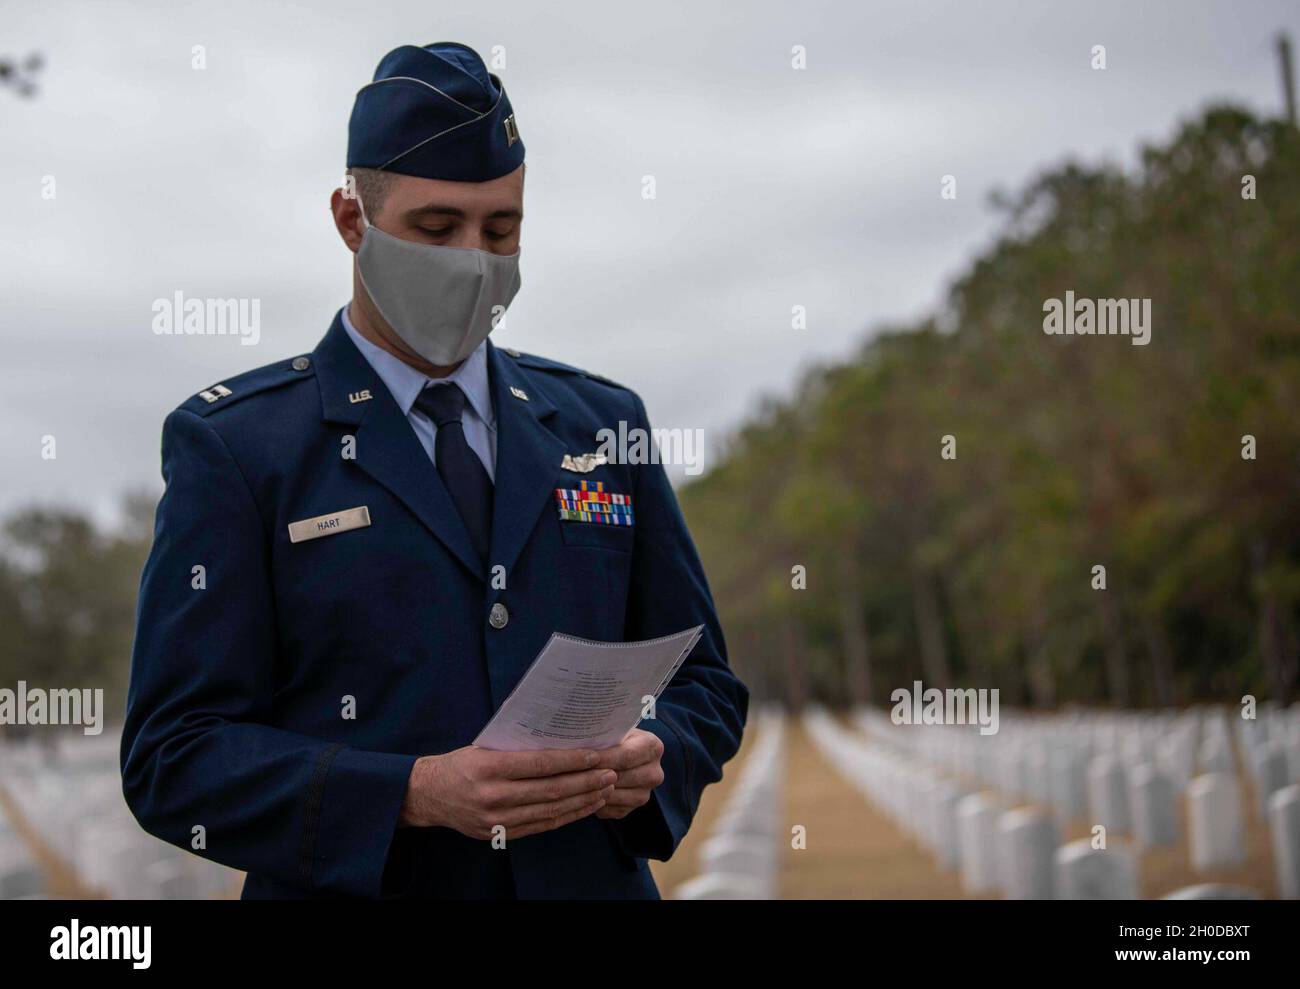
xmin=120 ymin=41 xmax=747 ymax=899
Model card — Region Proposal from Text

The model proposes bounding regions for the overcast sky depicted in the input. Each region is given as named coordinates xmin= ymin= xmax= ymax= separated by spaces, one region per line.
xmin=2 ymin=0 xmax=1298 ymax=524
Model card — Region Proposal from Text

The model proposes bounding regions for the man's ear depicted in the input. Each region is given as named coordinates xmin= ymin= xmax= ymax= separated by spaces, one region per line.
xmin=330 ymin=187 xmax=366 ymax=253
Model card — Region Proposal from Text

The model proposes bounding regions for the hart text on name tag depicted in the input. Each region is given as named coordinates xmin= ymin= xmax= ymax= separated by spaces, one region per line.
xmin=287 ymin=506 xmax=371 ymax=543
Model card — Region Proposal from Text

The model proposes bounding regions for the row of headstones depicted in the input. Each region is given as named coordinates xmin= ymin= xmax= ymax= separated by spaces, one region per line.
xmin=954 ymin=789 xmax=1294 ymax=900
xmin=853 ymin=705 xmax=1300 ymax=890
xmin=0 ymin=731 xmax=238 ymax=899
xmin=805 ymin=707 xmax=1300 ymax=898
xmin=675 ymin=709 xmax=786 ymax=900
xmin=856 ymin=704 xmax=1299 ymax=819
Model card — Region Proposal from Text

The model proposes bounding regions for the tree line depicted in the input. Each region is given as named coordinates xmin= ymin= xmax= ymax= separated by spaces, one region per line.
xmin=680 ymin=106 xmax=1300 ymax=710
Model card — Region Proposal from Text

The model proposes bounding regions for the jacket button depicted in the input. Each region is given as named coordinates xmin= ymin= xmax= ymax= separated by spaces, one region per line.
xmin=489 ymin=603 xmax=509 ymax=629
xmin=292 ymin=356 xmax=311 ymax=371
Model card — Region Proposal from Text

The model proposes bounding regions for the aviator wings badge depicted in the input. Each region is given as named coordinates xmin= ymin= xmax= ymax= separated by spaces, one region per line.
xmin=561 ymin=452 xmax=608 ymax=473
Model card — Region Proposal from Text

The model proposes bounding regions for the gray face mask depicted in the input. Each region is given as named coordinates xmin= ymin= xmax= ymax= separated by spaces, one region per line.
xmin=355 ymin=196 xmax=521 ymax=366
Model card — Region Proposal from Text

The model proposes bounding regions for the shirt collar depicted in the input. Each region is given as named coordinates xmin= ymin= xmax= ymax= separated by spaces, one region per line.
xmin=340 ymin=305 xmax=495 ymax=429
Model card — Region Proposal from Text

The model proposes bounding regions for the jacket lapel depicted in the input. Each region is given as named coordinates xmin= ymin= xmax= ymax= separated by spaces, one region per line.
xmin=312 ymin=311 xmax=484 ymax=580
xmin=487 ymin=342 xmax=566 ymax=581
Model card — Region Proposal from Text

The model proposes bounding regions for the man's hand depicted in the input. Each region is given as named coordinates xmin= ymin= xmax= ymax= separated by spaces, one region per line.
xmin=400 ymin=746 xmax=616 ymax=840
xmin=593 ymin=728 xmax=666 ymax=820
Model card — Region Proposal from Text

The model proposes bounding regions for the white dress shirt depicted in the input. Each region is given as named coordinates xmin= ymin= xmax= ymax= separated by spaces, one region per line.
xmin=340 ymin=305 xmax=497 ymax=481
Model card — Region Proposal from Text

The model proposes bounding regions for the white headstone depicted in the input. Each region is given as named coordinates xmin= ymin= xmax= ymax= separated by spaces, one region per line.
xmin=1268 ymin=784 xmax=1300 ymax=900
xmin=997 ymin=807 xmax=1058 ymax=900
xmin=1187 ymin=773 xmax=1246 ymax=870
xmin=713 ymin=803 xmax=777 ymax=842
xmin=674 ymin=873 xmax=767 ymax=900
xmin=1054 ymin=839 xmax=1139 ymax=900
xmin=698 ymin=834 xmax=777 ymax=890
xmin=1087 ymin=756 xmax=1132 ymax=834
xmin=1025 ymin=744 xmax=1052 ymax=807
xmin=1251 ymin=741 xmax=1289 ymax=816
xmin=1129 ymin=764 xmax=1179 ymax=850
xmin=1286 ymin=727 xmax=1300 ymax=785
xmin=931 ymin=782 xmax=969 ymax=870
xmin=999 ymin=743 xmax=1027 ymax=802
xmin=1198 ymin=732 xmax=1234 ymax=776
xmin=1162 ymin=883 xmax=1260 ymax=900
xmin=1049 ymin=747 xmax=1088 ymax=821
xmin=956 ymin=793 xmax=1001 ymax=893
xmin=1156 ymin=730 xmax=1196 ymax=789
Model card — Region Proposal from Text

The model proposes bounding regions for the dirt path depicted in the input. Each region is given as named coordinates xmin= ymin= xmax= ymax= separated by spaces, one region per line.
xmin=779 ymin=719 xmax=969 ymax=898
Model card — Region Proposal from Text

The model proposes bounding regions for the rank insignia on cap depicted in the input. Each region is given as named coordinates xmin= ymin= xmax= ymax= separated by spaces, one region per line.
xmin=555 ymin=480 xmax=634 ymax=526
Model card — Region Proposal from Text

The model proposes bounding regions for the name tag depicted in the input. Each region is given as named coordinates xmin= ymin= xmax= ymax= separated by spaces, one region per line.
xmin=287 ymin=506 xmax=371 ymax=543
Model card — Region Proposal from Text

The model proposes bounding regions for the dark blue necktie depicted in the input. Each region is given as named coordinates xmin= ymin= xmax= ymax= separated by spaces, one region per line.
xmin=413 ymin=384 xmax=493 ymax=565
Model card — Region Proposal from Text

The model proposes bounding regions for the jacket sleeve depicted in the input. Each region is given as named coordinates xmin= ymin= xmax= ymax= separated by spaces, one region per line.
xmin=120 ymin=408 xmax=417 ymax=898
xmin=610 ymin=391 xmax=749 ymax=861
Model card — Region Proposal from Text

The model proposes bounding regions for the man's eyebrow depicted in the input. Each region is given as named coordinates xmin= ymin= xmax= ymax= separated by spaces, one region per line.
xmin=403 ymin=205 xmax=523 ymax=221
xmin=404 ymin=205 xmax=465 ymax=220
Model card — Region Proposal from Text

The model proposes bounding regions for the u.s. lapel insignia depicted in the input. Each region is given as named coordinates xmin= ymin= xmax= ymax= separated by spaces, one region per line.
xmin=561 ymin=452 xmax=608 ymax=473
xmin=348 ymin=389 xmax=373 ymax=404
xmin=509 ymin=385 xmax=529 ymax=402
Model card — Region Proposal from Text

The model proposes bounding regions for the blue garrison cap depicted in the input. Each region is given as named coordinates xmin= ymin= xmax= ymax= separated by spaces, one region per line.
xmin=347 ymin=42 xmax=524 ymax=182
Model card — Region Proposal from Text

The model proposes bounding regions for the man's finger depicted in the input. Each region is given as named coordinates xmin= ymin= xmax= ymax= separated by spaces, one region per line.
xmin=602 ymin=786 xmax=651 ymax=809
xmin=492 ymin=770 xmax=617 ymax=812
xmin=497 ymin=785 xmax=613 ymax=828
xmin=495 ymin=747 xmax=599 ymax=780
xmin=506 ymin=796 xmax=608 ymax=839
xmin=607 ymin=762 xmax=663 ymax=789
xmin=593 ymin=733 xmax=661 ymax=770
